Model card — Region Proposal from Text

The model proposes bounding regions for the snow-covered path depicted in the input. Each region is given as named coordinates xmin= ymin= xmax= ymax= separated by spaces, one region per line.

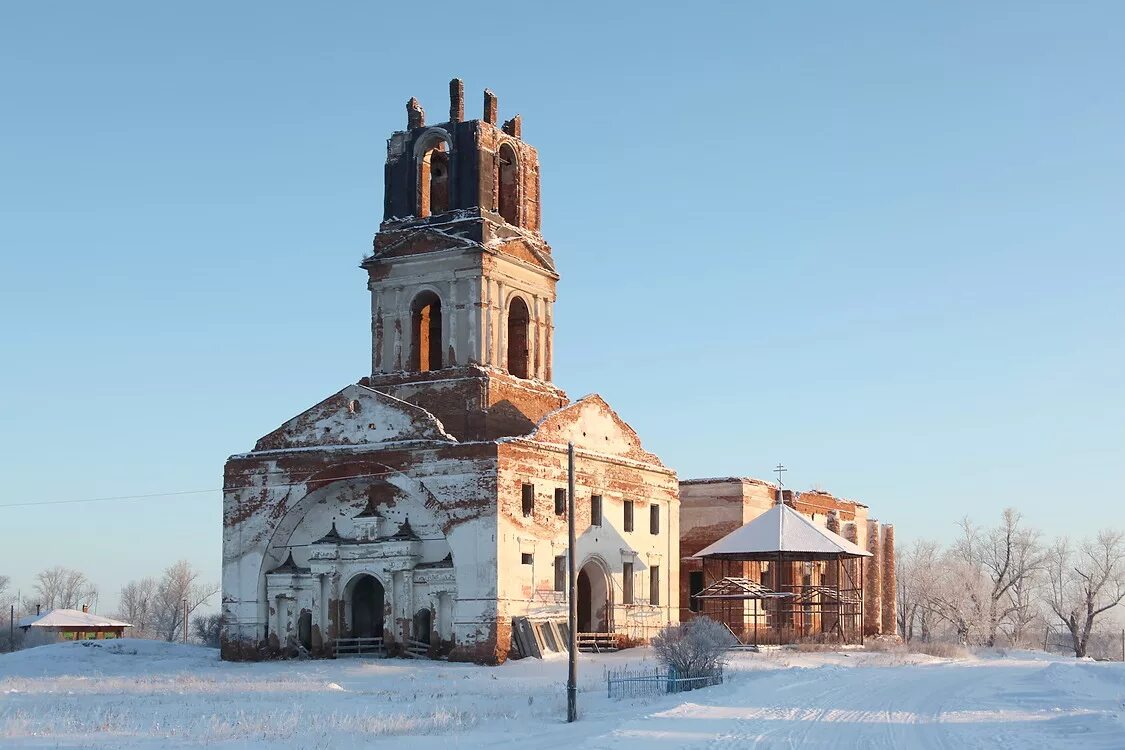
xmin=588 ymin=653 xmax=1125 ymax=749
xmin=1 ymin=640 xmax=1122 ymax=748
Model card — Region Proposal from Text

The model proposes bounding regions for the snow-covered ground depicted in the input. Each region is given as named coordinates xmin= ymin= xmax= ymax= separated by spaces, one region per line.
xmin=1 ymin=639 xmax=1123 ymax=748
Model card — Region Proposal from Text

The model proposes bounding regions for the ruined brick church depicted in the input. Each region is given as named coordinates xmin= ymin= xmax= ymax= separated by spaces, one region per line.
xmin=221 ymin=81 xmax=896 ymax=663
xmin=221 ymin=81 xmax=679 ymax=663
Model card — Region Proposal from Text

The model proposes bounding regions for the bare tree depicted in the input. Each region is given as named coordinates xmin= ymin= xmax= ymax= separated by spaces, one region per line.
xmin=896 ymin=539 xmax=940 ymax=642
xmin=950 ymin=508 xmax=1045 ymax=646
xmin=1045 ymin=530 xmax=1125 ymax=658
xmin=153 ymin=561 xmax=217 ymax=642
xmin=33 ymin=567 xmax=98 ymax=611
xmin=117 ymin=578 xmax=159 ymax=638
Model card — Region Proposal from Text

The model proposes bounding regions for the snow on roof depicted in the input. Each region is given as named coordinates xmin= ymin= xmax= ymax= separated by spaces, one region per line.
xmin=693 ymin=502 xmax=871 ymax=559
xmin=17 ymin=609 xmax=132 ymax=630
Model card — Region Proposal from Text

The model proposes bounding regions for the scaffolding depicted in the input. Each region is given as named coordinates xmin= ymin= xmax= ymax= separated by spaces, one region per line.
xmin=689 ymin=502 xmax=871 ymax=646
xmin=693 ymin=555 xmax=865 ymax=646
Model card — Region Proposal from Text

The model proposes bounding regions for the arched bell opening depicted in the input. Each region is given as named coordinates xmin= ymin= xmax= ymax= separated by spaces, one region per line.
xmin=506 ymin=296 xmax=530 ymax=379
xmin=417 ymin=133 xmax=452 ymax=217
xmin=410 ymin=291 xmax=443 ymax=372
xmin=498 ymin=142 xmax=519 ymax=226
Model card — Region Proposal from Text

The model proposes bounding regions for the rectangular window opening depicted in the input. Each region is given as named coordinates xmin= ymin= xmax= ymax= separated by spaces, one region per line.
xmin=649 ymin=503 xmax=660 ymax=535
xmin=650 ymin=565 xmax=661 ymax=606
xmin=554 ymin=488 xmax=566 ymax=516
xmin=622 ymin=562 xmax=634 ymax=604
xmin=521 ymin=483 xmax=534 ymax=517
xmin=521 ymin=552 xmax=534 ymax=565
xmin=590 ymin=494 xmax=603 ymax=527
xmin=554 ymin=555 xmax=566 ymax=591
xmin=623 ymin=500 xmax=634 ymax=532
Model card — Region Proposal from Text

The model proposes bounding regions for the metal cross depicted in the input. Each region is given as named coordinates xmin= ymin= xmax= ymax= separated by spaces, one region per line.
xmin=774 ymin=463 xmax=787 ymax=487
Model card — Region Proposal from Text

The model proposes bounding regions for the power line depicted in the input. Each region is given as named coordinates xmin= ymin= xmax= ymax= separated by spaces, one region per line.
xmin=0 ymin=471 xmax=403 ymax=510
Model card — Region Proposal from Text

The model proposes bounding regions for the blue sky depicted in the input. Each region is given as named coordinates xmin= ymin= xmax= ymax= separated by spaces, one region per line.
xmin=1 ymin=2 xmax=1122 ymax=610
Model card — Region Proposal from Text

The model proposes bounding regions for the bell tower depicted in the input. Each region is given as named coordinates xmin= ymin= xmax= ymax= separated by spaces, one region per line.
xmin=361 ymin=80 xmax=566 ymax=440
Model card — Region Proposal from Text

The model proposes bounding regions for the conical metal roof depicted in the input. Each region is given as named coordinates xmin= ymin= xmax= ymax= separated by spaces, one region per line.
xmin=693 ymin=502 xmax=871 ymax=560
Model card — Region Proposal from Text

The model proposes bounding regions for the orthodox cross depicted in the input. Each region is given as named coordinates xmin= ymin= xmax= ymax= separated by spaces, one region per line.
xmin=774 ymin=462 xmax=787 ymax=487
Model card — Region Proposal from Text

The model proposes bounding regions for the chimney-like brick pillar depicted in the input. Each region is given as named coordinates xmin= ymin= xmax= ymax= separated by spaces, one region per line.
xmin=483 ymin=89 xmax=498 ymax=125
xmin=502 ymin=115 xmax=522 ymax=138
xmin=864 ymin=519 xmax=882 ymax=636
xmin=881 ymin=524 xmax=897 ymax=636
xmin=407 ymin=97 xmax=425 ymax=129
xmin=449 ymin=79 xmax=464 ymax=123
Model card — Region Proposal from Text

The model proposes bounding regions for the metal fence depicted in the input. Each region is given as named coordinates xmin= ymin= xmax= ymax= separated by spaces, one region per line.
xmin=606 ymin=664 xmax=724 ymax=700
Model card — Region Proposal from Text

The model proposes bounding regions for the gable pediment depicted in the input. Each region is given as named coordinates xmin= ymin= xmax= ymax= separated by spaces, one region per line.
xmin=252 ymin=384 xmax=455 ymax=452
xmin=527 ymin=394 xmax=666 ymax=467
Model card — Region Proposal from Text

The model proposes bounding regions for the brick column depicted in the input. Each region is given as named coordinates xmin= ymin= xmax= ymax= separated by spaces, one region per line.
xmin=864 ymin=520 xmax=882 ymax=636
xmin=881 ymin=524 xmax=897 ymax=637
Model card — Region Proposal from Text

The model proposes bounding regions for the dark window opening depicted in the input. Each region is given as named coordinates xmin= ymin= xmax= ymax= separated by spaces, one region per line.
xmin=507 ymin=296 xmax=530 ymax=379
xmin=554 ymin=488 xmax=566 ymax=516
xmin=554 ymin=555 xmax=566 ymax=591
xmin=590 ymin=495 xmax=602 ymax=527
xmin=521 ymin=483 xmax=534 ymax=517
xmin=650 ymin=565 xmax=661 ymax=606
xmin=498 ymin=142 xmax=519 ymax=225
xmin=622 ymin=562 xmax=634 ymax=604
xmin=689 ymin=571 xmax=705 ymax=612
xmin=521 ymin=552 xmax=533 ymax=565
xmin=623 ymin=501 xmax=634 ymax=532
xmin=418 ymin=140 xmax=450 ymax=217
xmin=650 ymin=504 xmax=660 ymax=535
xmin=410 ymin=291 xmax=443 ymax=372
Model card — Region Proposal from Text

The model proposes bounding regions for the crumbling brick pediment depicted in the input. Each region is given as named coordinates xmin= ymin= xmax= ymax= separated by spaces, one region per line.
xmin=252 ymin=384 xmax=455 ymax=452
xmin=527 ymin=394 xmax=666 ymax=466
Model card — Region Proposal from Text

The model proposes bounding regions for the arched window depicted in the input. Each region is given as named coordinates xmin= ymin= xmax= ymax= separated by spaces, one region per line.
xmin=507 ymin=296 xmax=530 ymax=379
xmin=498 ymin=142 xmax=519 ymax=226
xmin=417 ymin=137 xmax=450 ymax=217
xmin=410 ymin=291 xmax=443 ymax=372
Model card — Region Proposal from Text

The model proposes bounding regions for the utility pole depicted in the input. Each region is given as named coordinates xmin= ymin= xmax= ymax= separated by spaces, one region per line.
xmin=182 ymin=598 xmax=188 ymax=644
xmin=8 ymin=604 xmax=13 ymax=653
xmin=566 ymin=441 xmax=578 ymax=723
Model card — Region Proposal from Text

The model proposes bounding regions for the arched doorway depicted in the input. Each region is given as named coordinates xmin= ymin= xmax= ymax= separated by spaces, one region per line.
xmin=413 ymin=608 xmax=432 ymax=645
xmin=349 ymin=575 xmax=385 ymax=639
xmin=577 ymin=560 xmax=611 ymax=633
xmin=506 ymin=296 xmax=530 ymax=379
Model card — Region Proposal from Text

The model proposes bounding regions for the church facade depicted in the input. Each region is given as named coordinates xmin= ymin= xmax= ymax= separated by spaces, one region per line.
xmin=220 ymin=81 xmax=680 ymax=664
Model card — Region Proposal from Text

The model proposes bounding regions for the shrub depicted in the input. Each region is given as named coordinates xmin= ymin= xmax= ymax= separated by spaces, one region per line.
xmin=651 ymin=617 xmax=735 ymax=678
xmin=192 ymin=613 xmax=222 ymax=648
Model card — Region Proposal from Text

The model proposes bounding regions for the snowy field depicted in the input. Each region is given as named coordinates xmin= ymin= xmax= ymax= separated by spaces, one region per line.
xmin=1 ymin=640 xmax=1123 ymax=749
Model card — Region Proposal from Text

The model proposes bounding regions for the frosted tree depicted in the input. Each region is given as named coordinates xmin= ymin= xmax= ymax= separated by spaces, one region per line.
xmin=153 ymin=561 xmax=217 ymax=642
xmin=118 ymin=578 xmax=159 ymax=638
xmin=1045 ymin=530 xmax=1125 ymax=658
xmin=33 ymin=567 xmax=98 ymax=611
xmin=896 ymin=539 xmax=940 ymax=642
xmin=948 ymin=509 xmax=1045 ymax=646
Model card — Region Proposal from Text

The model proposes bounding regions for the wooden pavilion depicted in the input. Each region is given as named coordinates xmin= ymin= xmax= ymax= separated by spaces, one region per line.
xmin=691 ymin=502 xmax=871 ymax=646
xmin=18 ymin=608 xmax=132 ymax=641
